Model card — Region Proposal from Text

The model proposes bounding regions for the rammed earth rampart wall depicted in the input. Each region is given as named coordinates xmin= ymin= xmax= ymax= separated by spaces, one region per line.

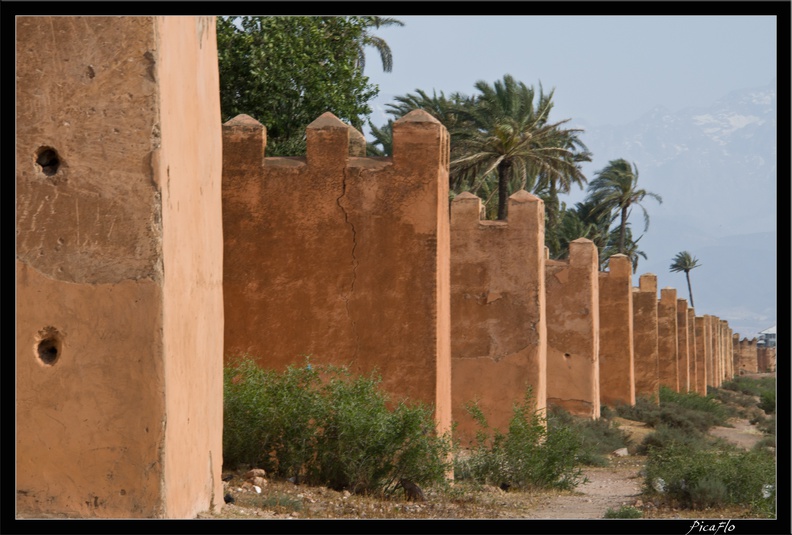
xmin=677 ymin=298 xmax=691 ymax=392
xmin=695 ymin=316 xmax=708 ymax=394
xmin=722 ymin=321 xmax=733 ymax=381
xmin=734 ymin=337 xmax=759 ymax=374
xmin=688 ymin=308 xmax=698 ymax=393
xmin=450 ymin=191 xmax=547 ymax=442
xmin=633 ymin=274 xmax=659 ymax=403
xmin=711 ymin=316 xmax=722 ymax=387
xmin=657 ymin=288 xmax=679 ymax=391
xmin=758 ymin=347 xmax=776 ymax=373
xmin=598 ymin=255 xmax=635 ymax=407
xmin=545 ymin=239 xmax=600 ymax=419
xmin=16 ymin=16 xmax=224 ymax=518
xmin=221 ymin=111 xmax=452 ymax=434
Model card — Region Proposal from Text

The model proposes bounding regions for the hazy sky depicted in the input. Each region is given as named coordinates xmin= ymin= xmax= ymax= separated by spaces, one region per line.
xmin=362 ymin=14 xmax=779 ymax=337
xmin=364 ymin=15 xmax=777 ymax=130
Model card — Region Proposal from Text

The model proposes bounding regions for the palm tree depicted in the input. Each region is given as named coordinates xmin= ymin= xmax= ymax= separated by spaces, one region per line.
xmin=384 ymin=88 xmax=477 ymax=190
xmin=386 ymin=88 xmax=473 ymax=133
xmin=355 ymin=16 xmax=404 ymax=73
xmin=601 ymin=225 xmax=647 ymax=273
xmin=586 ymin=159 xmax=662 ymax=254
xmin=670 ymin=251 xmax=701 ymax=308
xmin=548 ymin=200 xmax=605 ymax=260
xmin=366 ymin=119 xmax=393 ymax=156
xmin=534 ymin=129 xmax=592 ymax=253
xmin=451 ymin=75 xmax=589 ymax=220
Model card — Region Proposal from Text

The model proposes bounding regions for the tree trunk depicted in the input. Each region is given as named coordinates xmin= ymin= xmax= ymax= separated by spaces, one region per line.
xmin=618 ymin=205 xmax=629 ymax=253
xmin=497 ymin=162 xmax=510 ymax=220
xmin=546 ymin=180 xmax=560 ymax=257
xmin=686 ymin=271 xmax=695 ymax=308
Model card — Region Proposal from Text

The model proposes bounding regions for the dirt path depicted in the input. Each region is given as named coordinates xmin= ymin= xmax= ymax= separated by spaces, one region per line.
xmin=523 ymin=415 xmax=768 ymax=520
xmin=709 ymin=418 xmax=765 ymax=450
xmin=524 ymin=456 xmax=645 ymax=519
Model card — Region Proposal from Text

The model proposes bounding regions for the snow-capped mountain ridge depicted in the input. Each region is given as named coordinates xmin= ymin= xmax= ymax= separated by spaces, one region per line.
xmin=572 ymin=81 xmax=776 ymax=339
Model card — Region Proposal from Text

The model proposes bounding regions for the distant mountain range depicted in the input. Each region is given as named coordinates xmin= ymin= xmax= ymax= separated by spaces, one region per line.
xmin=571 ymin=81 xmax=777 ymax=339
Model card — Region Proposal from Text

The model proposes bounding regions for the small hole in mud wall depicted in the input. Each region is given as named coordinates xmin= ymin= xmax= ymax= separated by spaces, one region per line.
xmin=36 ymin=147 xmax=61 ymax=176
xmin=36 ymin=327 xmax=62 ymax=366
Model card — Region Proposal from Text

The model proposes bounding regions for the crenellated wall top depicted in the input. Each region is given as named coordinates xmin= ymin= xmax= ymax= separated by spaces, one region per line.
xmin=222 ymin=110 xmax=448 ymax=172
xmin=450 ymin=190 xmax=544 ymax=230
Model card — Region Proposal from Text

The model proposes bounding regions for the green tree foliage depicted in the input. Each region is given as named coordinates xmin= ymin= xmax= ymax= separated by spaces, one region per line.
xmin=366 ymin=119 xmax=394 ymax=156
xmin=452 ymin=76 xmax=589 ymax=220
xmin=552 ymin=196 xmax=651 ymax=269
xmin=217 ymin=16 xmax=379 ymax=155
xmin=378 ymin=76 xmax=590 ymax=221
xmin=601 ymin=224 xmax=647 ymax=273
xmin=669 ymin=250 xmax=701 ymax=308
xmin=586 ymin=158 xmax=662 ymax=254
xmin=533 ymin=128 xmax=592 ymax=253
xmin=550 ymin=200 xmax=610 ymax=263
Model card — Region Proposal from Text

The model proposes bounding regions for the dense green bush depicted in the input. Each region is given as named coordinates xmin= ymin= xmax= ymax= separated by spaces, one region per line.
xmin=638 ymin=423 xmax=715 ymax=455
xmin=659 ymin=386 xmax=732 ymax=422
xmin=721 ymin=376 xmax=776 ymax=398
xmin=758 ymin=390 xmax=776 ymax=414
xmin=311 ymin=368 xmax=453 ymax=494
xmin=223 ymin=357 xmax=324 ymax=477
xmin=710 ymin=386 xmax=759 ymax=409
xmin=460 ymin=390 xmax=585 ymax=490
xmin=547 ymin=406 xmax=630 ymax=466
xmin=644 ymin=442 xmax=775 ymax=515
xmin=223 ymin=356 xmax=453 ymax=496
xmin=616 ymin=387 xmax=729 ymax=434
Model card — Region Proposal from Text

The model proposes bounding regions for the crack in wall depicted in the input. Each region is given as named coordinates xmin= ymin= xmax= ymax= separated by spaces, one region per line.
xmin=336 ymin=171 xmax=360 ymax=360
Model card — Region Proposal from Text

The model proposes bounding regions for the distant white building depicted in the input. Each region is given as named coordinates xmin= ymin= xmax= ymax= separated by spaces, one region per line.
xmin=758 ymin=326 xmax=776 ymax=348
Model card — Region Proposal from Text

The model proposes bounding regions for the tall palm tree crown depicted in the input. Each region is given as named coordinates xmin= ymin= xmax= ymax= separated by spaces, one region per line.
xmin=586 ymin=158 xmax=662 ymax=254
xmin=355 ymin=16 xmax=404 ymax=73
xmin=452 ymin=75 xmax=589 ymax=220
xmin=670 ymin=251 xmax=701 ymax=308
xmin=536 ymin=129 xmax=592 ymax=254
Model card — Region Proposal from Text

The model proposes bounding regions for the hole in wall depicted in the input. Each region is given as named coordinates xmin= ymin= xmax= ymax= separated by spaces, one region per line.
xmin=36 ymin=147 xmax=61 ymax=176
xmin=36 ymin=327 xmax=62 ymax=366
xmin=564 ymin=353 xmax=571 ymax=358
